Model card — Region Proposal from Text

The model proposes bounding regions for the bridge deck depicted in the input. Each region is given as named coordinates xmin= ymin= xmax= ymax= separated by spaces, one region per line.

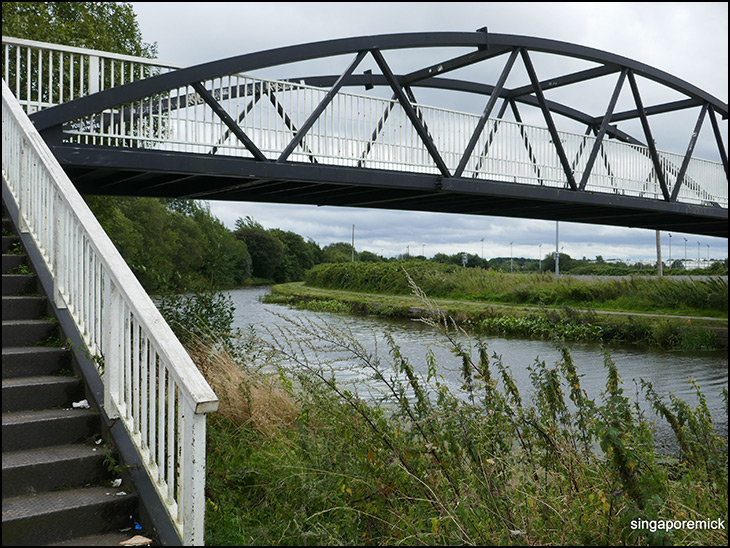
xmin=56 ymin=145 xmax=726 ymax=237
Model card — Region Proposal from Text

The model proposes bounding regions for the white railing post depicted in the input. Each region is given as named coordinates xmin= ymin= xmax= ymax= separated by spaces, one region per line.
xmin=17 ymin=138 xmax=30 ymax=234
xmin=52 ymin=191 xmax=66 ymax=309
xmin=179 ymin=400 xmax=208 ymax=546
xmin=103 ymin=278 xmax=122 ymax=420
xmin=88 ymin=54 xmax=100 ymax=95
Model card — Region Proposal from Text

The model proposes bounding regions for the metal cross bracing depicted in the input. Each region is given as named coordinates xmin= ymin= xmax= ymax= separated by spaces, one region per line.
xmin=3 ymin=32 xmax=728 ymax=237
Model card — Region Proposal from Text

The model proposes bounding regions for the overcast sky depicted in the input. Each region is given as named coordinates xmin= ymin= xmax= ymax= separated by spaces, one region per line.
xmin=129 ymin=2 xmax=728 ymax=262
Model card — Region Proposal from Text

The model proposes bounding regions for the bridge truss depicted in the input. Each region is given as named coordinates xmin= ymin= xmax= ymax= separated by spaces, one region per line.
xmin=4 ymin=31 xmax=728 ymax=237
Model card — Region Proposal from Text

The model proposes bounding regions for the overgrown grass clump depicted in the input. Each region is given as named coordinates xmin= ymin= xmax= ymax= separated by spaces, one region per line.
xmin=304 ymin=261 xmax=728 ymax=317
xmin=184 ymin=284 xmax=728 ymax=546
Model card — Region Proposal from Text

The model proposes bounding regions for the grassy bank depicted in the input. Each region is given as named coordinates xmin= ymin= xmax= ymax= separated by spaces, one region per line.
xmin=197 ymin=313 xmax=728 ymax=546
xmin=266 ymin=279 xmax=727 ymax=351
xmin=304 ymin=262 xmax=728 ymax=317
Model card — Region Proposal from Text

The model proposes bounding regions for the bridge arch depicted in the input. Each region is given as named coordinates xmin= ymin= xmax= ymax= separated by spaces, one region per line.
xmin=21 ymin=31 xmax=729 ymax=237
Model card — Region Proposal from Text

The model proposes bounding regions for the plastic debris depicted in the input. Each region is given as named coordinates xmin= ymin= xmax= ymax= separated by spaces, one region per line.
xmin=72 ymin=399 xmax=90 ymax=409
xmin=119 ymin=535 xmax=153 ymax=546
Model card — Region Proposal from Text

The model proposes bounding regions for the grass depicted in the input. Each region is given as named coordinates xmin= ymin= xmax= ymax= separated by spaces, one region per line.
xmin=303 ymin=262 xmax=728 ymax=318
xmin=266 ymin=279 xmax=726 ymax=351
xmin=193 ymin=282 xmax=728 ymax=546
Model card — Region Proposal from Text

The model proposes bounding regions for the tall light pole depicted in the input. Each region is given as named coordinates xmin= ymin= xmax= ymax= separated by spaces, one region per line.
xmin=555 ymin=221 xmax=560 ymax=276
xmin=684 ymin=237 xmax=688 ymax=269
xmin=697 ymin=241 xmax=701 ymax=269
xmin=539 ymin=243 xmax=542 ymax=272
xmin=510 ymin=241 xmax=513 ymax=273
xmin=668 ymin=233 xmax=672 ymax=263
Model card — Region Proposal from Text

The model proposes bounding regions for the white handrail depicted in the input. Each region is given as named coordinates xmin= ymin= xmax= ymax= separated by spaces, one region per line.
xmin=2 ymin=35 xmax=181 ymax=112
xmin=2 ymin=79 xmax=217 ymax=546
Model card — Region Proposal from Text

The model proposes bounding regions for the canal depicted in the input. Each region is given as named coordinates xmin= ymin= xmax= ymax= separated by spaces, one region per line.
xmin=227 ymin=286 xmax=728 ymax=447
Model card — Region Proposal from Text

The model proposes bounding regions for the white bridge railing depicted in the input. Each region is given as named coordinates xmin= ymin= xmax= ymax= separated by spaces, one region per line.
xmin=3 ymin=35 xmax=726 ymax=208
xmin=2 ymin=79 xmax=218 ymax=545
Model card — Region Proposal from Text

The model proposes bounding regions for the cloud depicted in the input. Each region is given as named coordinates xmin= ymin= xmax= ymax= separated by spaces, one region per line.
xmin=130 ymin=2 xmax=728 ymax=261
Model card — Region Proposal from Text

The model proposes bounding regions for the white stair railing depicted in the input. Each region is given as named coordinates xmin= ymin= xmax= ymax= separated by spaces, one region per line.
xmin=2 ymin=79 xmax=218 ymax=546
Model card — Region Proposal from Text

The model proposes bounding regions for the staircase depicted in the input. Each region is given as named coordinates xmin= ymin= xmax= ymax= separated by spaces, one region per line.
xmin=2 ymin=207 xmax=149 ymax=546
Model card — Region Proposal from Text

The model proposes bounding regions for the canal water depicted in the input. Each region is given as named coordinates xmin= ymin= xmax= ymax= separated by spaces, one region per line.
xmin=226 ymin=286 xmax=728 ymax=446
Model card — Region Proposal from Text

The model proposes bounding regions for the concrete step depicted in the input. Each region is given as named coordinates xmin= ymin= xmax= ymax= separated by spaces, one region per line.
xmin=2 ymin=274 xmax=40 ymax=296
xmin=2 ymin=319 xmax=60 ymax=347
xmin=2 ymin=346 xmax=72 ymax=379
xmin=2 ymin=295 xmax=48 ymax=321
xmin=2 ymin=204 xmax=157 ymax=545
xmin=2 ymin=235 xmax=22 ymax=254
xmin=2 ymin=253 xmax=27 ymax=274
xmin=2 ymin=375 xmax=85 ymax=413
xmin=2 ymin=444 xmax=110 ymax=498
xmin=46 ymin=531 xmax=150 ymax=546
xmin=2 ymin=408 xmax=100 ymax=453
xmin=2 ymin=486 xmax=137 ymax=545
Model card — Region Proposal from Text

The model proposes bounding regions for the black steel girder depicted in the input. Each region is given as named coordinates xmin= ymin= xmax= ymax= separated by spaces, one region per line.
xmin=26 ymin=31 xmax=727 ymax=238
xmin=52 ymin=145 xmax=727 ymax=237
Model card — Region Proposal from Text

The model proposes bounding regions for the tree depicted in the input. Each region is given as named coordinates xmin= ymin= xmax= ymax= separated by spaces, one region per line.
xmin=358 ymin=250 xmax=381 ymax=262
xmin=322 ymin=242 xmax=357 ymax=263
xmin=234 ymin=218 xmax=285 ymax=280
xmin=270 ymin=229 xmax=320 ymax=282
xmin=2 ymin=2 xmax=156 ymax=56
xmin=181 ymin=202 xmax=251 ymax=287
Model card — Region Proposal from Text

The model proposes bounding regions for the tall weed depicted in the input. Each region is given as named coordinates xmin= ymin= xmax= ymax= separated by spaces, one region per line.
xmin=201 ymin=277 xmax=728 ymax=546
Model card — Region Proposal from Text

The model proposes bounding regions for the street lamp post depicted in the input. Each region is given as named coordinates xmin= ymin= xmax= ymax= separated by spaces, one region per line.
xmin=697 ymin=241 xmax=701 ymax=269
xmin=668 ymin=233 xmax=672 ymax=263
xmin=510 ymin=242 xmax=513 ymax=274
xmin=539 ymin=243 xmax=542 ymax=272
xmin=555 ymin=221 xmax=560 ymax=276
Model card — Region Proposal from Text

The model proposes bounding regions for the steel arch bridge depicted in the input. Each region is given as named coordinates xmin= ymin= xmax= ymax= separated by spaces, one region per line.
xmin=6 ymin=31 xmax=728 ymax=237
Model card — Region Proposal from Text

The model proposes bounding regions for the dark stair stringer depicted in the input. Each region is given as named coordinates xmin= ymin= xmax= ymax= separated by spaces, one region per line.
xmin=1 ymin=200 xmax=177 ymax=546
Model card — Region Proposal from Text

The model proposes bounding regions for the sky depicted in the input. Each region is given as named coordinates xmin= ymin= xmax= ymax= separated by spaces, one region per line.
xmin=129 ymin=2 xmax=728 ymax=263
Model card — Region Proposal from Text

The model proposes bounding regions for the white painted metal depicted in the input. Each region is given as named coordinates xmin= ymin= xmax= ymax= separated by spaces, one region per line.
xmin=4 ymin=35 xmax=723 ymax=208
xmin=2 ymin=80 xmax=218 ymax=546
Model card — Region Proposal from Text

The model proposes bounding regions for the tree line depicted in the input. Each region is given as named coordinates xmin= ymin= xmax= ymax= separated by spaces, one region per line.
xmin=85 ymin=195 xmax=727 ymax=294
xmin=84 ymin=196 xmax=374 ymax=292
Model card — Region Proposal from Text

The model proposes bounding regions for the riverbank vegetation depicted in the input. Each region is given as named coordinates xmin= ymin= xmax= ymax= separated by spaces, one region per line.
xmin=266 ymin=262 xmax=727 ymax=350
xmin=303 ymin=261 xmax=728 ymax=317
xmin=161 ymin=289 xmax=728 ymax=546
xmin=81 ymin=195 xmax=727 ymax=294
